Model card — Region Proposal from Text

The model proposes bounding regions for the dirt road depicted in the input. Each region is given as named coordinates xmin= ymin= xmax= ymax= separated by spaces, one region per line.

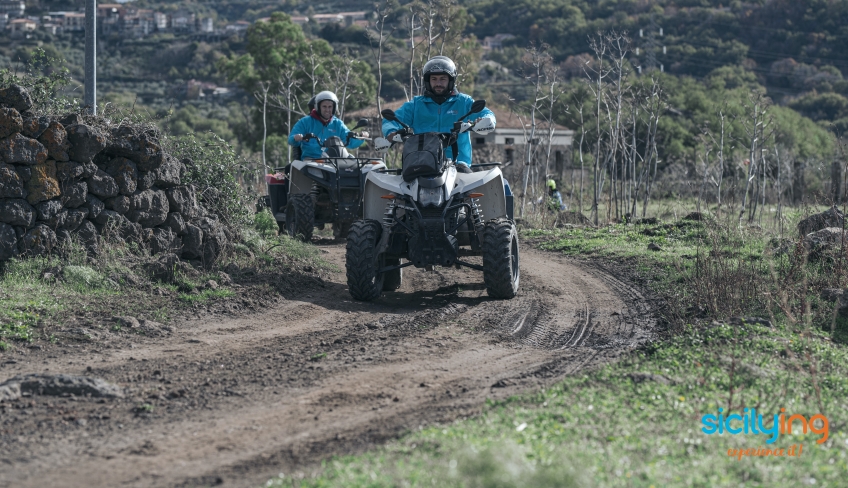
xmin=0 ymin=242 xmax=656 ymax=488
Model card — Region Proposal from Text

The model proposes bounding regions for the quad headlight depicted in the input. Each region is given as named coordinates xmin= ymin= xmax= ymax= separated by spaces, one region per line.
xmin=418 ymin=187 xmax=444 ymax=207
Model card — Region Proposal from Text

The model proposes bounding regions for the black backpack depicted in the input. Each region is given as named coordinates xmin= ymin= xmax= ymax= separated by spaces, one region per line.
xmin=401 ymin=133 xmax=445 ymax=182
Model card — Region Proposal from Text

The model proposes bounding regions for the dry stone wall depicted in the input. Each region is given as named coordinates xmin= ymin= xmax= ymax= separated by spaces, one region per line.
xmin=0 ymin=84 xmax=229 ymax=265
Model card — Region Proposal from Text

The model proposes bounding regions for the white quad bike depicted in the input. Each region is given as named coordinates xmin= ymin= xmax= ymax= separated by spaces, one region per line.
xmin=345 ymin=99 xmax=519 ymax=301
xmin=275 ymin=118 xmax=388 ymax=241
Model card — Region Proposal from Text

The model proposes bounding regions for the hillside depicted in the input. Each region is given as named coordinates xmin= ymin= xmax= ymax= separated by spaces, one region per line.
xmin=466 ymin=0 xmax=848 ymax=127
xmin=2 ymin=0 xmax=846 ymax=190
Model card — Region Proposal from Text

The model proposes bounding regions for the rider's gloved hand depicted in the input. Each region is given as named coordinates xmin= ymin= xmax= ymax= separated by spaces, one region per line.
xmin=455 ymin=163 xmax=472 ymax=174
xmin=360 ymin=131 xmax=369 ymax=138
xmin=294 ymin=134 xmax=304 ymax=142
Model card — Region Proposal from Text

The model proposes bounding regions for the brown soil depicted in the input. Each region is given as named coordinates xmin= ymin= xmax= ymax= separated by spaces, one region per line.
xmin=0 ymin=242 xmax=657 ymax=488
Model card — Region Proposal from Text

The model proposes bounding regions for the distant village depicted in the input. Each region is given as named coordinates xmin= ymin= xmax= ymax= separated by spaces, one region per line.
xmin=0 ymin=1 xmax=370 ymax=39
xmin=0 ymin=0 xmax=513 ymax=52
xmin=0 ymin=0 xmax=517 ymax=103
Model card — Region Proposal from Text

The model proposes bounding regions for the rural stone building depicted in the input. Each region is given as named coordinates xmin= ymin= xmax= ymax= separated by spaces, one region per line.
xmin=344 ymin=100 xmax=573 ymax=184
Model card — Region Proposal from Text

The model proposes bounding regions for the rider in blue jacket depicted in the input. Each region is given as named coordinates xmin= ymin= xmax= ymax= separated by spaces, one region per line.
xmin=382 ymin=56 xmax=496 ymax=173
xmin=289 ymin=91 xmax=367 ymax=160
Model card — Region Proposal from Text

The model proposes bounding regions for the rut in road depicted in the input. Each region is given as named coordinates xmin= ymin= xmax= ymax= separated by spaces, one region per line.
xmin=0 ymin=244 xmax=658 ymax=488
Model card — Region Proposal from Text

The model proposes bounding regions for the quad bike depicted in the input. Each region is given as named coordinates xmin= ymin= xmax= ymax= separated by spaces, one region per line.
xmin=345 ymin=99 xmax=519 ymax=301
xmin=264 ymin=118 xmax=388 ymax=241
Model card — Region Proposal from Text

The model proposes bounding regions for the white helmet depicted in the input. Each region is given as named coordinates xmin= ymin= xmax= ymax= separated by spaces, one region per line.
xmin=314 ymin=90 xmax=339 ymax=115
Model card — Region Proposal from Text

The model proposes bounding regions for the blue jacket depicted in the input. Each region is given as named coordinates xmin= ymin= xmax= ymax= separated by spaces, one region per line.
xmin=382 ymin=92 xmax=495 ymax=166
xmin=288 ymin=111 xmax=365 ymax=160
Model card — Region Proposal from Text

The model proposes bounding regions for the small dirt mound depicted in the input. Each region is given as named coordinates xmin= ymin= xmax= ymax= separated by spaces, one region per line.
xmin=0 ymin=373 xmax=123 ymax=400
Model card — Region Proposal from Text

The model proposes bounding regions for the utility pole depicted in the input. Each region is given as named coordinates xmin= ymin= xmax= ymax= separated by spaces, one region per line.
xmin=85 ymin=0 xmax=96 ymax=115
xmin=635 ymin=14 xmax=665 ymax=75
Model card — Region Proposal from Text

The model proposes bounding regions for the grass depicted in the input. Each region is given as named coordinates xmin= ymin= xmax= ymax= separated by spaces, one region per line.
xmin=262 ymin=208 xmax=848 ymax=487
xmin=0 ymin=257 xmax=69 ymax=343
xmin=0 ymin=210 xmax=331 ymax=346
xmin=523 ymin=220 xmax=707 ymax=260
xmin=244 ymin=210 xmax=338 ymax=273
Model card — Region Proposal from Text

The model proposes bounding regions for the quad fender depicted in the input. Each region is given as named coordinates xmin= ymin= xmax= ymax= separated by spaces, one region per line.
xmin=361 ymin=161 xmax=388 ymax=174
xmin=451 ymin=167 xmax=508 ymax=220
xmin=363 ymin=171 xmax=411 ymax=221
xmin=289 ymin=160 xmax=335 ymax=196
xmin=291 ymin=159 xmax=338 ymax=174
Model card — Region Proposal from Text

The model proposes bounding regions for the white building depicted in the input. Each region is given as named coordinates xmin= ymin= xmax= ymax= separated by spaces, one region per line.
xmin=0 ymin=1 xmax=24 ymax=19
xmin=8 ymin=17 xmax=36 ymax=36
xmin=153 ymin=11 xmax=167 ymax=30
xmin=482 ymin=33 xmax=516 ymax=50
xmin=62 ymin=12 xmax=86 ymax=32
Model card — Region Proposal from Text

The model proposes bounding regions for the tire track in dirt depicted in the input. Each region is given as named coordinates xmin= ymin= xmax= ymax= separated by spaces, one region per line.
xmin=0 ymin=244 xmax=658 ymax=488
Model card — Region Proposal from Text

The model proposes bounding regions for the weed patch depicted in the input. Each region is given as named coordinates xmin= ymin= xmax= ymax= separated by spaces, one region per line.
xmin=178 ymin=288 xmax=236 ymax=304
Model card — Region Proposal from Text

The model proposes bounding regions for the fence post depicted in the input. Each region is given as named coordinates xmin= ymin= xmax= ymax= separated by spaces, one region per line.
xmin=832 ymin=160 xmax=842 ymax=205
xmin=793 ymin=160 xmax=805 ymax=204
xmin=84 ymin=0 xmax=96 ymax=115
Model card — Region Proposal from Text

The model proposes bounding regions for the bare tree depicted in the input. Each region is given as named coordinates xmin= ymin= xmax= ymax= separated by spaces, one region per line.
xmin=268 ymin=68 xmax=303 ymax=163
xmin=575 ymin=100 xmax=587 ymax=211
xmin=327 ymin=54 xmax=360 ymax=119
xmin=437 ymin=0 xmax=452 ymax=55
xmin=600 ymin=32 xmax=631 ymax=222
xmin=584 ymin=35 xmax=612 ymax=225
xmin=518 ymin=45 xmax=551 ymax=216
xmin=696 ymin=133 xmax=712 ymax=213
xmin=708 ymin=105 xmax=728 ymax=215
xmin=302 ymin=44 xmax=322 ymax=99
xmin=541 ymin=64 xmax=564 ymax=188
xmin=368 ymin=0 xmax=395 ymax=116
xmin=407 ymin=5 xmax=419 ymax=100
xmin=738 ymin=91 xmax=772 ymax=225
xmin=641 ymin=78 xmax=664 ymax=218
xmin=254 ymin=82 xmax=271 ymax=175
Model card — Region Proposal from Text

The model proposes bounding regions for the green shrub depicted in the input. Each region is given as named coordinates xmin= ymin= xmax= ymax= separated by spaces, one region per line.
xmin=0 ymin=47 xmax=76 ymax=115
xmin=167 ymin=132 xmax=255 ymax=231
xmin=253 ymin=208 xmax=279 ymax=238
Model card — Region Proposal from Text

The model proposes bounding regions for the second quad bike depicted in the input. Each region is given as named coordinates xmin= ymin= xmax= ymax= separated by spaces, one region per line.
xmin=345 ymin=99 xmax=519 ymax=301
xmin=265 ymin=118 xmax=387 ymax=240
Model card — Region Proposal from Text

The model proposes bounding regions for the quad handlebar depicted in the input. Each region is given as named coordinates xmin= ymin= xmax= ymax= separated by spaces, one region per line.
xmin=378 ymin=99 xmax=489 ymax=150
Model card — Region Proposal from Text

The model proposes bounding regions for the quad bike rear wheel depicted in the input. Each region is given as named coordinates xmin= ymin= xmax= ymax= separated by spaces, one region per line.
xmin=285 ymin=194 xmax=314 ymax=241
xmin=346 ymin=220 xmax=385 ymax=301
xmin=482 ymin=218 xmax=520 ymax=298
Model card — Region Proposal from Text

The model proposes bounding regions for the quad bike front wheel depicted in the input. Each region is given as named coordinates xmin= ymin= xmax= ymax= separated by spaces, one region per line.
xmin=346 ymin=219 xmax=385 ymax=301
xmin=285 ymin=194 xmax=314 ymax=241
xmin=482 ymin=218 xmax=520 ymax=299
